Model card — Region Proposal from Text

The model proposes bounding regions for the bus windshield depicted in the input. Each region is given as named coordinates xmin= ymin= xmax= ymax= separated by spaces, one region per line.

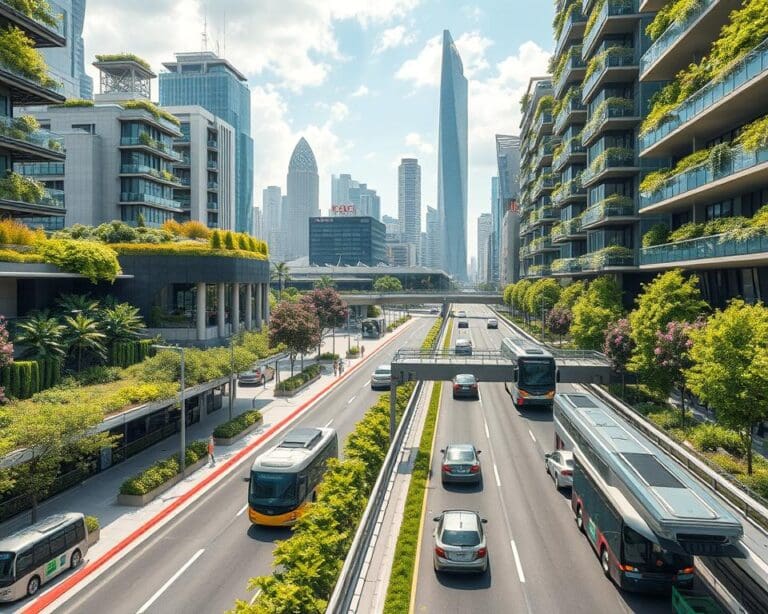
xmin=519 ymin=359 xmax=555 ymax=387
xmin=0 ymin=552 xmax=13 ymax=582
xmin=622 ymin=527 xmax=691 ymax=571
xmin=249 ymin=472 xmax=297 ymax=506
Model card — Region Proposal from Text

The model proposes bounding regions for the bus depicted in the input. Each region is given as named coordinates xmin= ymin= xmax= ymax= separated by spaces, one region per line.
xmin=361 ymin=317 xmax=386 ymax=339
xmin=248 ymin=427 xmax=338 ymax=526
xmin=0 ymin=513 xmax=89 ymax=602
xmin=500 ymin=336 xmax=557 ymax=408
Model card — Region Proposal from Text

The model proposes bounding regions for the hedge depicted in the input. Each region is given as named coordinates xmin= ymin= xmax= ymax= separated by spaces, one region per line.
xmin=119 ymin=440 xmax=208 ymax=496
xmin=275 ymin=364 xmax=322 ymax=392
xmin=85 ymin=515 xmax=99 ymax=533
xmin=387 ymin=314 xmax=411 ymax=332
xmin=212 ymin=410 xmax=262 ymax=439
xmin=110 ymin=242 xmax=267 ymax=261
xmin=0 ymin=359 xmax=53 ymax=399
xmin=317 ymin=352 xmax=339 ymax=361
xmin=110 ymin=339 xmax=154 ymax=368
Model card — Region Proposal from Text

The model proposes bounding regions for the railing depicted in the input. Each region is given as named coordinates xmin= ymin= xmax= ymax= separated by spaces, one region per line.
xmin=555 ymin=5 xmax=586 ymax=56
xmin=393 ymin=348 xmax=512 ymax=363
xmin=581 ymin=97 xmax=637 ymax=144
xmin=0 ymin=59 xmax=63 ymax=93
xmin=640 ymin=145 xmax=768 ymax=209
xmin=120 ymin=136 xmax=183 ymax=161
xmin=553 ymin=96 xmax=586 ymax=134
xmin=640 ymin=0 xmax=717 ymax=76
xmin=15 ymin=162 xmax=64 ymax=176
xmin=532 ymin=110 xmax=553 ymax=137
xmin=119 ymin=192 xmax=182 ymax=209
xmin=581 ymin=200 xmax=635 ymax=227
xmin=553 ymin=138 xmax=586 ymax=170
xmin=0 ymin=115 xmax=63 ymax=154
xmin=552 ymin=257 xmax=583 ymax=273
xmin=532 ymin=173 xmax=556 ymax=198
xmin=207 ymin=181 xmax=219 ymax=189
xmin=552 ymin=217 xmax=584 ymax=241
xmin=580 ymin=248 xmax=636 ymax=270
xmin=207 ymin=139 xmax=218 ymax=148
xmin=581 ymin=149 xmax=636 ymax=185
xmin=640 ymin=231 xmax=768 ymax=265
xmin=207 ymin=201 xmax=219 ymax=210
xmin=120 ymin=164 xmax=181 ymax=184
xmin=0 ymin=186 xmax=64 ymax=208
xmin=207 ymin=160 xmax=218 ymax=169
xmin=581 ymin=48 xmax=637 ymax=101
xmin=583 ymin=0 xmax=638 ymax=56
xmin=0 ymin=0 xmax=66 ymax=37
xmin=640 ymin=39 xmax=768 ymax=152
xmin=552 ymin=177 xmax=587 ymax=205
xmin=553 ymin=50 xmax=587 ymax=95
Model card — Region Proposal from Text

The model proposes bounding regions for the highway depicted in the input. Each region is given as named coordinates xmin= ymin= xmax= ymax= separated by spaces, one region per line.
xmin=411 ymin=304 xmax=671 ymax=614
xmin=49 ymin=316 xmax=435 ymax=614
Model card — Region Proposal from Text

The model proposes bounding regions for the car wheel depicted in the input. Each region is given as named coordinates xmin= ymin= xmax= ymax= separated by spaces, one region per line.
xmin=600 ymin=547 xmax=610 ymax=578
xmin=545 ymin=461 xmax=550 ymax=475
xmin=70 ymin=548 xmax=82 ymax=569
xmin=576 ymin=505 xmax=584 ymax=532
xmin=554 ymin=473 xmax=560 ymax=489
xmin=27 ymin=575 xmax=40 ymax=597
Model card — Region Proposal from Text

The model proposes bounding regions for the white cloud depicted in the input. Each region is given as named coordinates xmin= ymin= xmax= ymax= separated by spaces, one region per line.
xmin=396 ymin=31 xmax=493 ymax=87
xmin=329 ymin=102 xmax=349 ymax=122
xmin=374 ymin=25 xmax=416 ymax=54
xmin=405 ymin=132 xmax=434 ymax=154
xmin=351 ymin=85 xmax=370 ymax=97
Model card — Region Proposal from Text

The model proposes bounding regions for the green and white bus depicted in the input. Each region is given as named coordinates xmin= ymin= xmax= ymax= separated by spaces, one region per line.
xmin=0 ymin=513 xmax=89 ymax=602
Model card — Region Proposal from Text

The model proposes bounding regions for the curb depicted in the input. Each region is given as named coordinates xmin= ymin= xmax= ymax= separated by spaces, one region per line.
xmin=24 ymin=316 xmax=421 ymax=614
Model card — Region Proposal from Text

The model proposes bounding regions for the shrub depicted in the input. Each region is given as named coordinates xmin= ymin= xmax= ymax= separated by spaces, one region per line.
xmin=317 ymin=352 xmax=339 ymax=361
xmin=0 ymin=218 xmax=38 ymax=245
xmin=0 ymin=26 xmax=58 ymax=88
xmin=347 ymin=346 xmax=360 ymax=356
xmin=109 ymin=241 xmax=266 ymax=260
xmin=669 ymin=222 xmax=705 ymax=242
xmin=74 ymin=366 xmax=122 ymax=386
xmin=119 ymin=440 xmax=207 ymax=495
xmin=38 ymin=238 xmax=121 ymax=283
xmin=689 ymin=423 xmax=746 ymax=457
xmin=121 ymin=99 xmax=180 ymax=126
xmin=95 ymin=53 xmax=152 ymax=71
xmin=646 ymin=408 xmax=686 ymax=430
xmin=213 ymin=410 xmax=262 ymax=439
xmin=224 ymin=231 xmax=235 ymax=250
xmin=180 ymin=220 xmax=210 ymax=239
xmin=210 ymin=229 xmax=222 ymax=249
xmin=741 ymin=469 xmax=768 ymax=498
xmin=0 ymin=248 xmax=44 ymax=263
xmin=276 ymin=364 xmax=322 ymax=392
xmin=642 ymin=223 xmax=670 ymax=247
xmin=707 ymin=452 xmax=746 ymax=476
xmin=85 ymin=515 xmax=100 ymax=533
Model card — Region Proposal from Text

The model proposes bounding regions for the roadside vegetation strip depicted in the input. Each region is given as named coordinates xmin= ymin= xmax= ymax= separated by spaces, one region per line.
xmin=212 ymin=410 xmax=263 ymax=439
xmin=383 ymin=317 xmax=452 ymax=614
xmin=119 ymin=441 xmax=208 ymax=496
xmin=387 ymin=314 xmax=412 ymax=332
xmin=274 ymin=363 xmax=322 ymax=392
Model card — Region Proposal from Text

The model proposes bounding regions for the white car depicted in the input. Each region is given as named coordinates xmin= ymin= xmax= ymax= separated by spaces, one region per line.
xmin=371 ymin=365 xmax=392 ymax=390
xmin=432 ymin=510 xmax=488 ymax=574
xmin=457 ymin=310 xmax=467 ymax=318
xmin=545 ymin=450 xmax=574 ymax=489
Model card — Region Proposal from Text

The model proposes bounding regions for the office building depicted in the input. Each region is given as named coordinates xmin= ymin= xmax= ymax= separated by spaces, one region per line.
xmin=501 ymin=205 xmax=521 ymax=285
xmin=477 ymin=212 xmax=492 ymax=283
xmin=331 ymin=173 xmax=352 ymax=208
xmin=262 ymin=185 xmax=286 ymax=259
xmin=24 ymin=56 xmax=182 ymax=228
xmin=495 ymin=135 xmax=521 ymax=279
xmin=437 ymin=29 xmax=468 ymax=280
xmin=420 ymin=231 xmax=428 ymax=267
xmin=331 ymin=173 xmax=380 ymax=219
xmin=386 ymin=241 xmax=417 ymax=267
xmin=285 ymin=137 xmax=319 ymax=260
xmin=425 ymin=205 xmax=441 ymax=269
xmin=164 ymin=105 xmax=235 ymax=229
xmin=253 ymin=206 xmax=262 ymax=239
xmin=159 ymin=51 xmax=253 ymax=233
xmin=308 ymin=216 xmax=386 ymax=266
xmin=398 ymin=158 xmax=421 ymax=247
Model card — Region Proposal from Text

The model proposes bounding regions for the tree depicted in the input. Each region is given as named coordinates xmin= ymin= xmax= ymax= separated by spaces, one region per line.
xmin=271 ymin=261 xmax=291 ymax=301
xmin=510 ymin=279 xmax=532 ymax=320
xmin=556 ymin=280 xmax=586 ymax=310
xmin=56 ymin=292 xmax=100 ymax=316
xmin=224 ymin=231 xmax=236 ymax=250
xmin=628 ymin=269 xmax=706 ymax=393
xmin=0 ymin=316 xmax=12 ymax=403
xmin=686 ymin=301 xmax=768 ymax=474
xmin=654 ymin=320 xmax=703 ymax=426
xmin=523 ymin=279 xmax=561 ymax=336
xmin=373 ymin=275 xmax=403 ymax=293
xmin=63 ymin=313 xmax=107 ymax=371
xmin=269 ymin=302 xmax=321 ymax=375
xmin=314 ymin=275 xmax=336 ymax=289
xmin=300 ymin=288 xmax=348 ymax=356
xmin=570 ymin=276 xmax=623 ymax=350
xmin=367 ymin=305 xmax=381 ymax=318
xmin=210 ymin=229 xmax=222 ymax=249
xmin=603 ymin=318 xmax=635 ymax=398
xmin=14 ymin=313 xmax=65 ymax=360
xmin=503 ymin=283 xmax=515 ymax=307
xmin=546 ymin=306 xmax=572 ymax=345
xmin=100 ymin=302 xmax=145 ymax=345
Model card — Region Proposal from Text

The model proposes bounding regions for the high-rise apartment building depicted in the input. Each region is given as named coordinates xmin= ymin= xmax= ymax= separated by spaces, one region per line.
xmin=477 ymin=213 xmax=492 ymax=283
xmin=285 ymin=137 xmax=319 ymax=260
xmin=159 ymin=52 xmax=253 ymax=234
xmin=495 ymin=135 xmax=520 ymax=278
xmin=331 ymin=173 xmax=380 ymax=219
xmin=398 ymin=158 xmax=421 ymax=247
xmin=386 ymin=241 xmax=417 ymax=267
xmin=500 ymin=206 xmax=521 ymax=285
xmin=40 ymin=0 xmax=93 ymax=99
xmin=425 ymin=205 xmax=441 ymax=270
xmin=437 ymin=30 xmax=468 ymax=280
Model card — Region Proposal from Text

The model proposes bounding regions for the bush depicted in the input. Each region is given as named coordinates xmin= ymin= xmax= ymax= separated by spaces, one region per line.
xmin=276 ymin=364 xmax=322 ymax=392
xmin=0 ymin=218 xmax=38 ymax=245
xmin=119 ymin=440 xmax=207 ymax=496
xmin=110 ymin=241 xmax=266 ymax=260
xmin=642 ymin=223 xmax=670 ymax=247
xmin=646 ymin=408 xmax=686 ymax=430
xmin=689 ymin=423 xmax=745 ymax=457
xmin=741 ymin=469 xmax=768 ymax=499
xmin=707 ymin=452 xmax=746 ymax=476
xmin=85 ymin=515 xmax=100 ymax=533
xmin=0 ymin=360 xmax=41 ymax=398
xmin=74 ymin=366 xmax=122 ymax=386
xmin=38 ymin=238 xmax=121 ymax=283
xmin=347 ymin=346 xmax=360 ymax=356
xmin=213 ymin=410 xmax=262 ymax=439
xmin=317 ymin=352 xmax=339 ymax=361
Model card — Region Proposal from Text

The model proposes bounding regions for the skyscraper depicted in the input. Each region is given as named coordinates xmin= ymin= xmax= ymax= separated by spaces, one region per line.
xmin=159 ymin=51 xmax=254 ymax=234
xmin=331 ymin=174 xmax=380 ymax=219
xmin=437 ymin=30 xmax=468 ymax=281
xmin=476 ymin=213 xmax=492 ymax=283
xmin=41 ymin=0 xmax=93 ymax=99
xmin=425 ymin=205 xmax=441 ymax=270
xmin=494 ymin=135 xmax=520 ymax=279
xmin=285 ymin=137 xmax=319 ymax=260
xmin=398 ymin=158 xmax=421 ymax=248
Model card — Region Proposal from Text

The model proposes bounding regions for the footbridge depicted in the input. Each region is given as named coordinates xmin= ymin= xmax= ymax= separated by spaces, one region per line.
xmin=339 ymin=291 xmax=503 ymax=307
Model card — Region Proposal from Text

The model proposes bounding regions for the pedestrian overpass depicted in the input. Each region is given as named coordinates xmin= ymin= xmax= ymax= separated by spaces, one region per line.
xmin=339 ymin=291 xmax=503 ymax=307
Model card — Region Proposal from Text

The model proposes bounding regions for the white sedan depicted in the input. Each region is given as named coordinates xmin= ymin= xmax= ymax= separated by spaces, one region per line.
xmin=545 ymin=450 xmax=574 ymax=489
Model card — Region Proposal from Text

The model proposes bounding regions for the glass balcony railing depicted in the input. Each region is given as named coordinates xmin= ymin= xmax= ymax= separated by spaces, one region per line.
xmin=580 ymin=198 xmax=636 ymax=227
xmin=0 ymin=185 xmax=65 ymax=208
xmin=580 ymin=248 xmax=636 ymax=270
xmin=553 ymin=50 xmax=586 ymax=95
xmin=532 ymin=173 xmax=556 ymax=197
xmin=581 ymin=98 xmax=637 ymax=144
xmin=552 ymin=177 xmax=587 ymax=205
xmin=553 ymin=138 xmax=586 ymax=170
xmin=640 ymin=0 xmax=716 ymax=76
xmin=555 ymin=6 xmax=586 ymax=55
xmin=120 ymin=192 xmax=182 ymax=209
xmin=0 ymin=1 xmax=66 ymax=37
xmin=640 ymin=231 xmax=768 ymax=266
xmin=581 ymin=47 xmax=637 ymax=101
xmin=207 ymin=181 xmax=219 ymax=189
xmin=121 ymin=135 xmax=183 ymax=161
xmin=14 ymin=161 xmax=64 ymax=176
xmin=207 ymin=139 xmax=218 ymax=148
xmin=640 ymin=40 xmax=768 ymax=152
xmin=207 ymin=160 xmax=218 ymax=169
xmin=120 ymin=164 xmax=181 ymax=184
xmin=0 ymin=115 xmax=64 ymax=155
xmin=552 ymin=216 xmax=585 ymax=241
xmin=640 ymin=144 xmax=768 ymax=209
xmin=526 ymin=264 xmax=552 ymax=277
xmin=583 ymin=0 xmax=638 ymax=56
xmin=581 ymin=148 xmax=636 ymax=185
xmin=207 ymin=201 xmax=219 ymax=210
xmin=533 ymin=111 xmax=553 ymax=136
xmin=553 ymin=95 xmax=586 ymax=134
xmin=552 ymin=257 xmax=583 ymax=273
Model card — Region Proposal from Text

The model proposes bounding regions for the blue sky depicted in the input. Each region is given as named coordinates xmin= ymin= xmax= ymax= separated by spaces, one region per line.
xmin=85 ymin=0 xmax=554 ymax=262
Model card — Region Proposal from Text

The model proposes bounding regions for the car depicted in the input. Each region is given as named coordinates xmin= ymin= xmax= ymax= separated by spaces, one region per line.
xmin=429 ymin=307 xmax=440 ymax=314
xmin=458 ymin=319 xmax=469 ymax=329
xmin=457 ymin=310 xmax=467 ymax=318
xmin=432 ymin=509 xmax=488 ymax=574
xmin=454 ymin=338 xmax=473 ymax=356
xmin=440 ymin=443 xmax=482 ymax=484
xmin=452 ymin=373 xmax=479 ymax=399
xmin=238 ymin=366 xmax=275 ymax=386
xmin=370 ymin=364 xmax=392 ymax=390
xmin=486 ymin=317 xmax=498 ymax=329
xmin=545 ymin=450 xmax=574 ymax=489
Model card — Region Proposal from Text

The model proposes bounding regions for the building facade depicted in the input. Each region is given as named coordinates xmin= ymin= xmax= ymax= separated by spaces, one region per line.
xmin=398 ymin=157 xmax=421 ymax=248
xmin=159 ymin=52 xmax=253 ymax=234
xmin=331 ymin=173 xmax=380 ymax=219
xmin=425 ymin=205 xmax=441 ymax=269
xmin=40 ymin=0 xmax=92 ymax=100
xmin=262 ymin=185 xmax=285 ymax=260
xmin=500 ymin=206 xmax=521 ymax=285
xmin=437 ymin=29 xmax=468 ymax=281
xmin=494 ymin=135 xmax=521 ymax=278
xmin=477 ymin=212 xmax=492 ymax=283
xmin=386 ymin=241 xmax=417 ymax=267
xmin=308 ymin=216 xmax=386 ymax=266
xmin=164 ymin=105 xmax=235 ymax=230
xmin=285 ymin=137 xmax=319 ymax=260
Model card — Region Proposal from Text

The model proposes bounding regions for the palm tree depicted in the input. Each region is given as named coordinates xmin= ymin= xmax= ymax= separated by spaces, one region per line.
xmin=14 ymin=314 xmax=66 ymax=360
xmin=271 ymin=261 xmax=291 ymax=301
xmin=314 ymin=275 xmax=336 ymax=289
xmin=63 ymin=313 xmax=107 ymax=371
xmin=101 ymin=303 xmax=146 ymax=345
xmin=56 ymin=293 xmax=100 ymax=317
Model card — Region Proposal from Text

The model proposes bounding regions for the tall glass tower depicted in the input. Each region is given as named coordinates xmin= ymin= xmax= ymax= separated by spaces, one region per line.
xmin=285 ymin=137 xmax=319 ymax=260
xmin=159 ymin=52 xmax=254 ymax=234
xmin=41 ymin=0 xmax=93 ymax=99
xmin=437 ymin=30 xmax=468 ymax=281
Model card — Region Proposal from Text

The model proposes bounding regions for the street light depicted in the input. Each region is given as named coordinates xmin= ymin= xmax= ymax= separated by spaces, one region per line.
xmin=229 ymin=338 xmax=235 ymax=421
xmin=153 ymin=344 xmax=187 ymax=475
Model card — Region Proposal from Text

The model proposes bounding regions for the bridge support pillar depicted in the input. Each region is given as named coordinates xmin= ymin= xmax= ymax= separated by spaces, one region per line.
xmin=389 ymin=380 xmax=397 ymax=443
xmin=441 ymin=301 xmax=448 ymax=318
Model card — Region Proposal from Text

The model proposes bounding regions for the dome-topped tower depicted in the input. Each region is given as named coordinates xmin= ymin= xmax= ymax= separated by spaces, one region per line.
xmin=285 ymin=137 xmax=320 ymax=260
xmin=289 ymin=137 xmax=318 ymax=172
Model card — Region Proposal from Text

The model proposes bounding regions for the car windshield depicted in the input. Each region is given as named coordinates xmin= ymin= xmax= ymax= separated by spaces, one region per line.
xmin=0 ymin=552 xmax=13 ymax=581
xmin=565 ymin=458 xmax=574 ymax=468
xmin=249 ymin=472 xmax=297 ymax=506
xmin=622 ymin=527 xmax=691 ymax=570
xmin=455 ymin=374 xmax=475 ymax=384
xmin=519 ymin=359 xmax=555 ymax=386
xmin=375 ymin=367 xmax=391 ymax=375
xmin=442 ymin=529 xmax=481 ymax=547
xmin=447 ymin=449 xmax=475 ymax=462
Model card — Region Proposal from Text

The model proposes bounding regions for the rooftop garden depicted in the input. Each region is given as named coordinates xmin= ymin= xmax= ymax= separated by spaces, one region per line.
xmin=50 ymin=98 xmax=94 ymax=108
xmin=0 ymin=24 xmax=59 ymax=88
xmin=2 ymin=0 xmax=58 ymax=27
xmin=94 ymin=53 xmax=152 ymax=72
xmin=121 ymin=99 xmax=181 ymax=127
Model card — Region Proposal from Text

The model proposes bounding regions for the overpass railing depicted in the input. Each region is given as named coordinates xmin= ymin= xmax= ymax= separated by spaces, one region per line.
xmin=393 ymin=348 xmax=510 ymax=363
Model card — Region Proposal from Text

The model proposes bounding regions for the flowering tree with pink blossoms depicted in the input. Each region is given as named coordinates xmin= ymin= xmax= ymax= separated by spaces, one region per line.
xmin=603 ymin=318 xmax=634 ymax=397
xmin=0 ymin=316 xmax=13 ymax=403
xmin=545 ymin=306 xmax=572 ymax=346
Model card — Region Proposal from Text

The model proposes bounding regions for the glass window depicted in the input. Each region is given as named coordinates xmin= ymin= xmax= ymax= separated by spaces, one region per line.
xmin=15 ymin=550 xmax=33 ymax=577
xmin=249 ymin=472 xmax=297 ymax=505
xmin=33 ymin=541 xmax=50 ymax=566
xmin=446 ymin=449 xmax=475 ymax=462
xmin=49 ymin=530 xmax=66 ymax=557
xmin=0 ymin=552 xmax=13 ymax=582
xmin=442 ymin=530 xmax=481 ymax=547
xmin=519 ymin=359 xmax=555 ymax=386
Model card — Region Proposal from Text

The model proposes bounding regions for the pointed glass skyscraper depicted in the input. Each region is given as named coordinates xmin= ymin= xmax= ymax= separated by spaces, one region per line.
xmin=285 ymin=137 xmax=319 ymax=260
xmin=437 ymin=30 xmax=468 ymax=281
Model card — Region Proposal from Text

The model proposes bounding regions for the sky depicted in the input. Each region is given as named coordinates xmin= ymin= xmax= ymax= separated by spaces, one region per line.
xmin=83 ymin=0 xmax=555 ymax=264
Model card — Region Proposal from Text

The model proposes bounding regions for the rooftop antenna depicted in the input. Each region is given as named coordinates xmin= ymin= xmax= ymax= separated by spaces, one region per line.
xmin=222 ymin=10 xmax=227 ymax=57
xmin=201 ymin=3 xmax=209 ymax=52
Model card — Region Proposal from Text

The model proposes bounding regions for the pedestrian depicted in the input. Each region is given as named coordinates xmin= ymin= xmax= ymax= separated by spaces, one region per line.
xmin=360 ymin=344 xmax=365 ymax=358
xmin=339 ymin=358 xmax=345 ymax=374
xmin=333 ymin=359 xmax=338 ymax=377
xmin=208 ymin=434 xmax=216 ymax=467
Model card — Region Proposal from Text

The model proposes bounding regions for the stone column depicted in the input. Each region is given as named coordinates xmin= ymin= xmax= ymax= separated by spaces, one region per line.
xmin=263 ymin=282 xmax=270 ymax=323
xmin=231 ymin=282 xmax=240 ymax=334
xmin=255 ymin=283 xmax=263 ymax=330
xmin=245 ymin=284 xmax=253 ymax=331
xmin=196 ymin=282 xmax=206 ymax=341
xmin=217 ymin=283 xmax=226 ymax=338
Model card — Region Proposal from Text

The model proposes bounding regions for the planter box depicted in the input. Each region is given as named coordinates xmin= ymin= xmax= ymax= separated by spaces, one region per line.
xmin=346 ymin=352 xmax=360 ymax=359
xmin=116 ymin=456 xmax=208 ymax=507
xmin=87 ymin=528 xmax=100 ymax=547
xmin=273 ymin=373 xmax=322 ymax=398
xmin=213 ymin=417 xmax=263 ymax=446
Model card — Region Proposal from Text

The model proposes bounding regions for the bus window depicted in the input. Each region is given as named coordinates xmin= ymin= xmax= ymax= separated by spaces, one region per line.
xmin=297 ymin=476 xmax=307 ymax=502
xmin=33 ymin=542 xmax=50 ymax=567
xmin=250 ymin=472 xmax=297 ymax=505
xmin=15 ymin=550 xmax=32 ymax=578
xmin=519 ymin=360 xmax=555 ymax=386
xmin=0 ymin=553 xmax=12 ymax=582
xmin=50 ymin=530 xmax=66 ymax=558
xmin=622 ymin=527 xmax=690 ymax=571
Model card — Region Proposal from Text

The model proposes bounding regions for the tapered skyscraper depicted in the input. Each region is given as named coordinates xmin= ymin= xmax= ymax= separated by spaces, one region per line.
xmin=285 ymin=137 xmax=319 ymax=260
xmin=437 ymin=30 xmax=468 ymax=281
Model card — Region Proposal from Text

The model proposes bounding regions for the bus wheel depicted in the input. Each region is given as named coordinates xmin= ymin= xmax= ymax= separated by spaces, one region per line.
xmin=600 ymin=547 xmax=610 ymax=577
xmin=27 ymin=575 xmax=40 ymax=597
xmin=576 ymin=506 xmax=584 ymax=532
xmin=70 ymin=549 xmax=82 ymax=569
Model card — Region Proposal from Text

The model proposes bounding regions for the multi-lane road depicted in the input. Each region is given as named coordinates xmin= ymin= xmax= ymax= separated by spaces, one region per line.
xmin=47 ymin=317 xmax=435 ymax=614
xmin=412 ymin=304 xmax=672 ymax=614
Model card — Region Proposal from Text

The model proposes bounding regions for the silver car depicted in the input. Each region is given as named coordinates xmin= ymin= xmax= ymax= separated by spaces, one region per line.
xmin=370 ymin=364 xmax=392 ymax=390
xmin=440 ymin=444 xmax=482 ymax=484
xmin=238 ymin=366 xmax=275 ymax=386
xmin=545 ymin=449 xmax=574 ymax=489
xmin=432 ymin=510 xmax=488 ymax=574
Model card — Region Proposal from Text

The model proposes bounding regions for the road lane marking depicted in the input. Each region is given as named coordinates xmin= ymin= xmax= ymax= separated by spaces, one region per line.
xmin=484 ymin=420 xmax=490 ymax=439
xmin=493 ymin=464 xmax=501 ymax=488
xmin=510 ymin=540 xmax=526 ymax=583
xmin=249 ymin=589 xmax=262 ymax=605
xmin=236 ymin=504 xmax=248 ymax=517
xmin=363 ymin=380 xmax=370 ymax=388
xmin=528 ymin=430 xmax=536 ymax=443
xmin=478 ymin=389 xmax=483 ymax=405
xmin=324 ymin=418 xmax=334 ymax=428
xmin=347 ymin=395 xmax=357 ymax=405
xmin=136 ymin=548 xmax=205 ymax=613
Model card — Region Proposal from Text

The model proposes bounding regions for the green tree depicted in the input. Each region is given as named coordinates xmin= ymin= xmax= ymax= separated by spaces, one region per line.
xmin=366 ymin=304 xmax=381 ymax=318
xmin=571 ymin=276 xmax=623 ymax=350
xmin=56 ymin=292 xmax=100 ymax=316
xmin=63 ymin=313 xmax=107 ymax=371
xmin=14 ymin=313 xmax=66 ymax=360
xmin=686 ymin=301 xmax=768 ymax=474
xmin=101 ymin=302 xmax=146 ymax=345
xmin=510 ymin=279 xmax=532 ymax=319
xmin=373 ymin=275 xmax=403 ymax=292
xmin=556 ymin=280 xmax=586 ymax=310
xmin=628 ymin=269 xmax=706 ymax=394
xmin=523 ymin=279 xmax=561 ymax=335
xmin=313 ymin=275 xmax=336 ymax=289
xmin=271 ymin=261 xmax=291 ymax=300
xmin=0 ymin=26 xmax=57 ymax=87
xmin=502 ymin=283 xmax=515 ymax=306
xmin=269 ymin=302 xmax=321 ymax=375
xmin=224 ymin=231 xmax=236 ymax=250
xmin=210 ymin=229 xmax=222 ymax=249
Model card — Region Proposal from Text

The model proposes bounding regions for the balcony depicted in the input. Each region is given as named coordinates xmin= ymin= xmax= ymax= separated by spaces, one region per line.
xmin=119 ymin=192 xmax=182 ymax=211
xmin=207 ymin=181 xmax=219 ymax=190
xmin=0 ymin=115 xmax=64 ymax=160
xmin=176 ymin=155 xmax=191 ymax=167
xmin=207 ymin=201 xmax=219 ymax=210
xmin=553 ymin=137 xmax=587 ymax=172
xmin=640 ymin=231 xmax=768 ymax=269
xmin=530 ymin=206 xmax=559 ymax=228
xmin=0 ymin=1 xmax=66 ymax=47
xmin=552 ymin=216 xmax=586 ymax=242
xmin=0 ymin=59 xmax=64 ymax=106
xmin=640 ymin=144 xmax=768 ymax=214
xmin=553 ymin=47 xmax=586 ymax=97
xmin=554 ymin=4 xmax=587 ymax=58
xmin=535 ymin=138 xmax=559 ymax=169
xmin=0 ymin=180 xmax=64 ymax=215
xmin=120 ymin=134 xmax=183 ymax=162
xmin=640 ymin=0 xmax=740 ymax=81
xmin=207 ymin=160 xmax=218 ymax=169
xmin=552 ymin=257 xmax=584 ymax=274
xmin=532 ymin=172 xmax=556 ymax=199
xmin=552 ymin=176 xmax=587 ymax=206
xmin=581 ymin=97 xmax=639 ymax=146
xmin=582 ymin=0 xmax=640 ymax=58
xmin=207 ymin=139 xmax=218 ymax=148
xmin=521 ymin=236 xmax=558 ymax=257
xmin=580 ymin=195 xmax=637 ymax=229
xmin=581 ymin=147 xmax=637 ymax=187
xmin=554 ymin=91 xmax=586 ymax=135
xmin=120 ymin=164 xmax=182 ymax=186
xmin=580 ymin=246 xmax=636 ymax=270
xmin=532 ymin=110 xmax=554 ymax=140
xmin=639 ymin=39 xmax=768 ymax=158
xmin=581 ymin=45 xmax=638 ymax=102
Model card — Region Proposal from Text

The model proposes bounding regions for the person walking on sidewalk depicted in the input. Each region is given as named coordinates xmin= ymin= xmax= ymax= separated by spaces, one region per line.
xmin=360 ymin=345 xmax=365 ymax=359
xmin=333 ymin=359 xmax=338 ymax=377
xmin=339 ymin=358 xmax=345 ymax=374
xmin=208 ymin=435 xmax=216 ymax=467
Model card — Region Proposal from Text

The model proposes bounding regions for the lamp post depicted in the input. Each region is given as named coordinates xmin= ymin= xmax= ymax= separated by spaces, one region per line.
xmin=153 ymin=344 xmax=187 ymax=475
xmin=229 ymin=338 xmax=235 ymax=421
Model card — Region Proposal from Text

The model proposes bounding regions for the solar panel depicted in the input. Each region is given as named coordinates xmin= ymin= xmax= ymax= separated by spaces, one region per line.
xmin=568 ymin=394 xmax=598 ymax=408
xmin=622 ymin=452 xmax=684 ymax=489
xmin=280 ymin=427 xmax=322 ymax=449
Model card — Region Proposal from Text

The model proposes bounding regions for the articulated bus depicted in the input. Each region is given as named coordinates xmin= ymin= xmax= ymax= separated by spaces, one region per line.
xmin=0 ymin=513 xmax=89 ymax=602
xmin=248 ymin=427 xmax=338 ymax=526
xmin=500 ymin=336 xmax=557 ymax=408
xmin=361 ymin=317 xmax=386 ymax=339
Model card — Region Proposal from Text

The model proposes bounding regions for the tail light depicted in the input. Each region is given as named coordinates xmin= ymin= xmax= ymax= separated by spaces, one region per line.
xmin=678 ymin=566 xmax=695 ymax=575
xmin=476 ymin=548 xmax=487 ymax=558
xmin=435 ymin=546 xmax=446 ymax=558
xmin=453 ymin=383 xmax=460 ymax=390
xmin=442 ymin=464 xmax=451 ymax=473
xmin=517 ymin=397 xmax=525 ymax=406
xmin=471 ymin=384 xmax=478 ymax=389
xmin=619 ymin=564 xmax=638 ymax=573
xmin=561 ymin=470 xmax=572 ymax=477
xmin=470 ymin=464 xmax=480 ymax=473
